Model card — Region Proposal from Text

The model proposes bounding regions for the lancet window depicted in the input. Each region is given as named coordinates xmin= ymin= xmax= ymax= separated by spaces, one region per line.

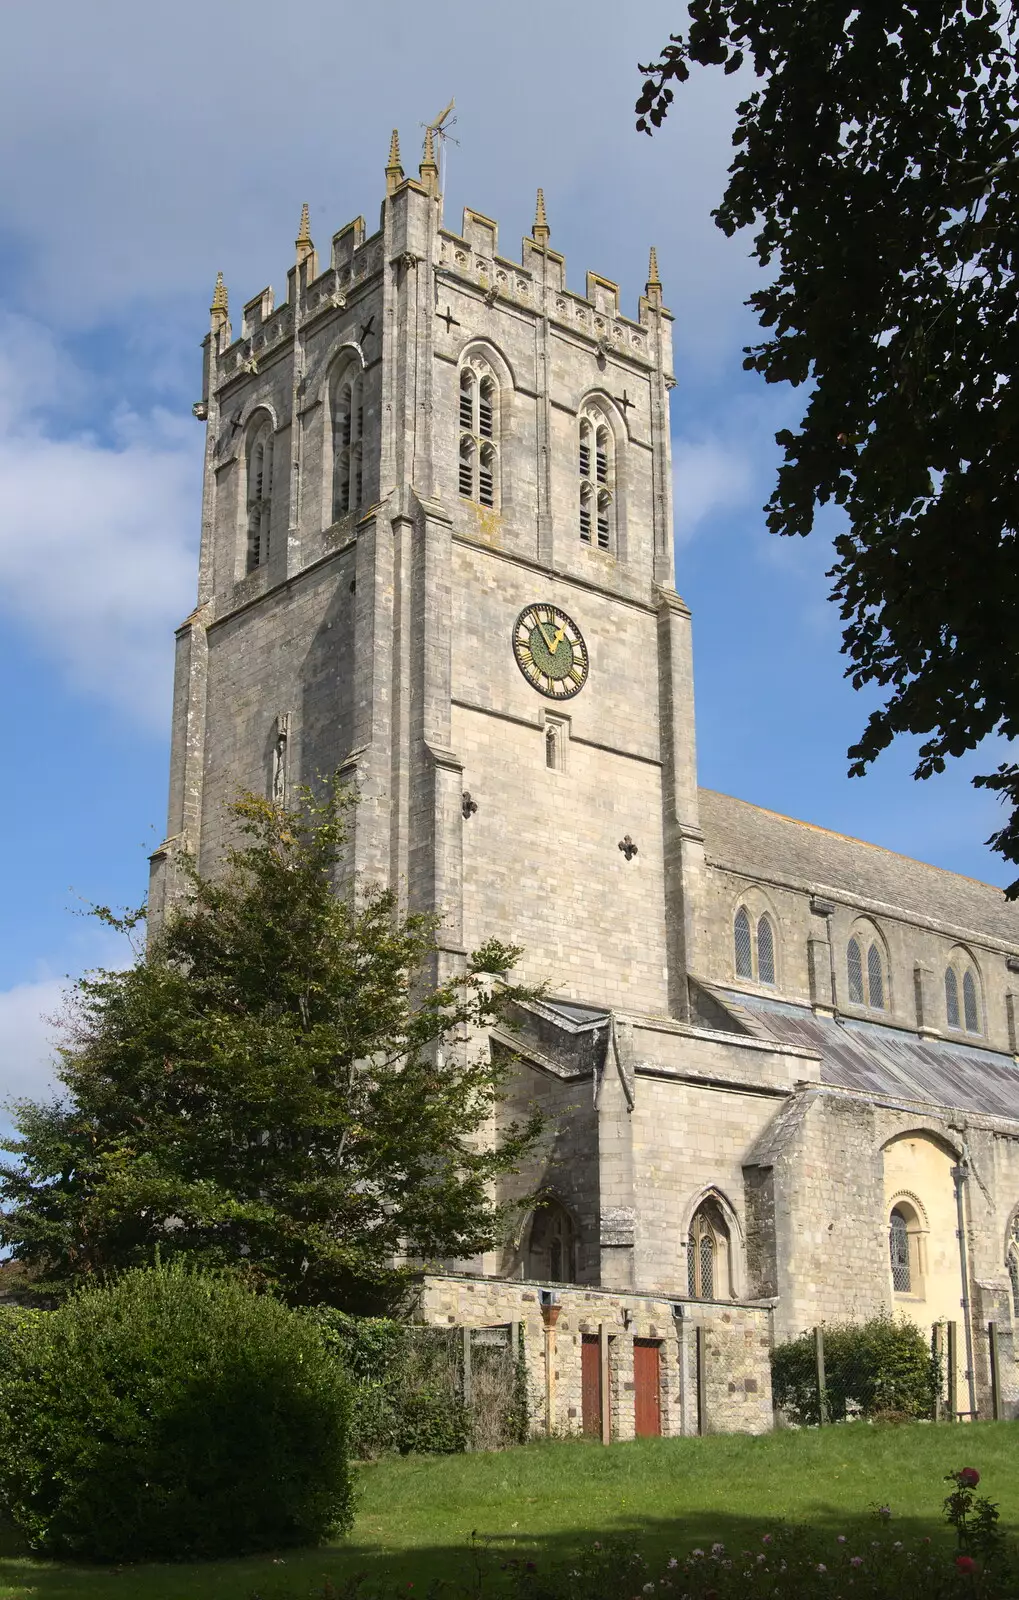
xmin=687 ymin=1199 xmax=732 ymax=1300
xmin=847 ymin=928 xmax=887 ymax=1010
xmin=733 ymin=905 xmax=777 ymax=986
xmin=458 ymin=363 xmax=498 ymax=508
xmin=527 ymin=1198 xmax=577 ymax=1283
xmin=945 ymin=952 xmax=982 ymax=1035
xmin=245 ymin=415 xmax=274 ymax=573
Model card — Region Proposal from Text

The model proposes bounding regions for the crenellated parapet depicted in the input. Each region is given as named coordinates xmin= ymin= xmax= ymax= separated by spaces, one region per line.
xmin=207 ymin=131 xmax=671 ymax=393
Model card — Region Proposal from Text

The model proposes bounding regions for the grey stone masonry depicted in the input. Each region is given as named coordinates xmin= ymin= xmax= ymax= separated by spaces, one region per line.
xmin=151 ymin=139 xmax=1019 ymax=1435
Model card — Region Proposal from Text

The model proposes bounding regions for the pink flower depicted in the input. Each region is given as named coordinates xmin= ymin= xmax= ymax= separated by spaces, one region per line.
xmin=850 ymin=1557 xmax=863 ymax=1569
xmin=837 ymin=1536 xmax=846 ymax=1544
xmin=956 ymin=1555 xmax=978 ymax=1574
xmin=816 ymin=1563 xmax=827 ymax=1574
xmin=761 ymin=1535 xmax=772 ymax=1545
xmin=958 ymin=1468 xmax=980 ymax=1488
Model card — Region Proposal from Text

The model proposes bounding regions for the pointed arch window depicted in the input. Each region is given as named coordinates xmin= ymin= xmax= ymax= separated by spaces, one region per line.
xmin=847 ymin=938 xmax=864 ymax=1004
xmin=245 ymin=416 xmax=274 ymax=573
xmin=578 ymin=410 xmax=613 ymax=550
xmin=963 ymin=970 xmax=979 ymax=1034
xmin=848 ymin=929 xmax=887 ymax=1010
xmin=733 ymin=905 xmax=777 ymax=985
xmin=458 ymin=361 xmax=499 ymax=508
xmin=945 ymin=966 xmax=960 ymax=1029
xmin=527 ymin=1198 xmax=577 ymax=1284
xmin=757 ymin=916 xmax=776 ymax=986
xmin=331 ymin=363 xmax=364 ymax=520
xmin=1008 ymin=1217 xmax=1019 ymax=1316
xmin=734 ymin=907 xmax=752 ymax=978
xmin=945 ymin=953 xmax=982 ymax=1035
xmin=867 ymin=943 xmax=885 ymax=1011
xmin=687 ymin=1198 xmax=732 ymax=1300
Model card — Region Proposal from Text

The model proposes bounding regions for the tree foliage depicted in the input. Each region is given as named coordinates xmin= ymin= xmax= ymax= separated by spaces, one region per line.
xmin=0 ymin=1262 xmax=352 ymax=1561
xmin=0 ymin=781 xmax=543 ymax=1309
xmin=638 ymin=1 xmax=1019 ymax=889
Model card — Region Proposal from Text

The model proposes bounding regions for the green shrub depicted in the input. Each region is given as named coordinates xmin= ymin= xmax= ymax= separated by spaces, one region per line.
xmin=311 ymin=1308 xmax=469 ymax=1456
xmin=0 ymin=1262 xmax=352 ymax=1562
xmin=771 ymin=1314 xmax=941 ymax=1425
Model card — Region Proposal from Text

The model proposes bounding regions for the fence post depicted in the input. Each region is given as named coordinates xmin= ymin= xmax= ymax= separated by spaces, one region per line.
xmin=988 ymin=1321 xmax=1002 ymax=1421
xmin=599 ymin=1323 xmax=611 ymax=1445
xmin=814 ymin=1325 xmax=827 ymax=1426
xmin=933 ymin=1323 xmax=945 ymax=1421
xmin=947 ymin=1321 xmax=958 ymax=1420
xmin=695 ymin=1325 xmax=707 ymax=1436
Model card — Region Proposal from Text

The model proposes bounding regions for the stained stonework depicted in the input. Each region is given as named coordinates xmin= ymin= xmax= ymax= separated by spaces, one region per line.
xmin=153 ymin=146 xmax=1019 ymax=1432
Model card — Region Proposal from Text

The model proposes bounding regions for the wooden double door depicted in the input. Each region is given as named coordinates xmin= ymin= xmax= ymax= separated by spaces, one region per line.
xmin=581 ymin=1335 xmax=662 ymax=1439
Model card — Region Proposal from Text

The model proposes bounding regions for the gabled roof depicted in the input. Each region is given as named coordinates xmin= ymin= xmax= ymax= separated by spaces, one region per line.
xmin=700 ymin=789 xmax=1019 ymax=948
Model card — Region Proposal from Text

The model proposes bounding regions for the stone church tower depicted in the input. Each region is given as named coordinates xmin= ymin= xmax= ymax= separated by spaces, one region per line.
xmin=153 ymin=133 xmax=1019 ymax=1438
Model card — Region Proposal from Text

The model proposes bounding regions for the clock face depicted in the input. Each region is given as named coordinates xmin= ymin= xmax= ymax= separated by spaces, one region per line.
xmin=512 ymin=603 xmax=589 ymax=699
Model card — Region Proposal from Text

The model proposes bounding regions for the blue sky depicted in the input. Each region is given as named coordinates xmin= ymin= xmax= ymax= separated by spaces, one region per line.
xmin=0 ymin=0 xmax=1009 ymax=1114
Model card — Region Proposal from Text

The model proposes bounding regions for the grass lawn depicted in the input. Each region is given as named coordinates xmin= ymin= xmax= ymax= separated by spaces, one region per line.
xmin=1 ymin=1422 xmax=1016 ymax=1600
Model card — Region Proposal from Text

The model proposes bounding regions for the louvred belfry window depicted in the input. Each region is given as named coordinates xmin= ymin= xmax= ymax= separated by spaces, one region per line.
xmin=331 ymin=364 xmax=364 ymax=519
xmin=458 ymin=362 xmax=499 ymax=508
xmin=245 ymin=417 xmax=273 ymax=573
xmin=578 ymin=410 xmax=614 ymax=549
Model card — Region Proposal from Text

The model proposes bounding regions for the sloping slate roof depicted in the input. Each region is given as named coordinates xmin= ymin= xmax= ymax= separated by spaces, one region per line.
xmin=700 ymin=788 xmax=1019 ymax=946
xmin=719 ymin=988 xmax=1019 ymax=1121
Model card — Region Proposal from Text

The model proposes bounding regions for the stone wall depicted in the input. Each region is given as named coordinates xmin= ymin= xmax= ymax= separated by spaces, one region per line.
xmin=413 ymin=1273 xmax=774 ymax=1439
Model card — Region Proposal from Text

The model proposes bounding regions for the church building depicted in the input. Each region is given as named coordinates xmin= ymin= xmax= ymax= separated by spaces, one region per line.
xmin=150 ymin=131 xmax=1019 ymax=1436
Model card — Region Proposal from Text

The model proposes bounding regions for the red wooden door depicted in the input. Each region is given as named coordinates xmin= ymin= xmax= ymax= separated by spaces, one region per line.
xmin=633 ymin=1339 xmax=661 ymax=1437
xmin=581 ymin=1335 xmax=601 ymax=1436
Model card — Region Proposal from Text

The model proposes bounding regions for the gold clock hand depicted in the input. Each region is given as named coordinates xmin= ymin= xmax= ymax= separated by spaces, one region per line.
xmin=536 ymin=618 xmax=555 ymax=649
xmin=551 ymin=624 xmax=567 ymax=650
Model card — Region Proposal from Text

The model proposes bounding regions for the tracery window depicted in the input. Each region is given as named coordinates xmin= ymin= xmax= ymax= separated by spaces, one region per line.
xmin=458 ymin=364 xmax=498 ymax=508
xmin=945 ymin=952 xmax=982 ymax=1035
xmin=331 ymin=364 xmax=364 ymax=520
xmin=527 ymin=1198 xmax=577 ymax=1283
xmin=578 ymin=410 xmax=613 ymax=549
xmin=847 ymin=929 xmax=887 ymax=1010
xmin=733 ymin=906 xmax=777 ymax=985
xmin=687 ymin=1199 xmax=731 ymax=1300
xmin=245 ymin=415 xmax=274 ymax=573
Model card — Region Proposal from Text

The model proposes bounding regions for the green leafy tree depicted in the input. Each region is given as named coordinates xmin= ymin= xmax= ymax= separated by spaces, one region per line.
xmin=0 ymin=781 xmax=542 ymax=1309
xmin=637 ymin=1 xmax=1019 ymax=889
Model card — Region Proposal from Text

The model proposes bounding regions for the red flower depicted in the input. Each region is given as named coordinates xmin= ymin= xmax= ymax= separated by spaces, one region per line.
xmin=956 ymin=1555 xmax=978 ymax=1574
xmin=958 ymin=1468 xmax=980 ymax=1488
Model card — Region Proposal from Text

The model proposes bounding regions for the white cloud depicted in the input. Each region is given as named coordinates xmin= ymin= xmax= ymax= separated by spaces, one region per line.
xmin=0 ymin=976 xmax=67 ymax=1110
xmin=673 ymin=438 xmax=755 ymax=540
xmin=0 ymin=316 xmax=201 ymax=727
xmin=0 ymin=0 xmax=756 ymax=366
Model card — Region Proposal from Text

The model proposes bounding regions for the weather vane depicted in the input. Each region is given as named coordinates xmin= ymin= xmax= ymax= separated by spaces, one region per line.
xmin=421 ymin=98 xmax=458 ymax=197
